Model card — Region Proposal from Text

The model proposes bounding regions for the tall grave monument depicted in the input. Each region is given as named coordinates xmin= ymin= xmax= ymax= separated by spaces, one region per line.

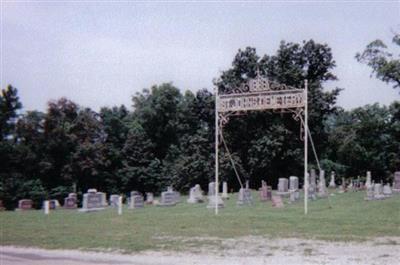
xmin=259 ymin=180 xmax=272 ymax=201
xmin=318 ymin=170 xmax=328 ymax=198
xmin=289 ymin=176 xmax=300 ymax=202
xmin=328 ymin=171 xmax=336 ymax=188
xmin=393 ymin=171 xmax=400 ymax=193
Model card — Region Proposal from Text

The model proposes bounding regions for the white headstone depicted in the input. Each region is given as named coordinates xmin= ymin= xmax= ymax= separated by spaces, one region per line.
xmin=383 ymin=184 xmax=392 ymax=197
xmin=221 ymin=181 xmax=229 ymax=199
xmin=289 ymin=176 xmax=299 ymax=191
xmin=187 ymin=184 xmax=204 ymax=203
xmin=329 ymin=171 xmax=336 ymax=188
xmin=318 ymin=170 xmax=327 ymax=197
xmin=208 ymin=182 xmax=216 ymax=197
xmin=366 ymin=171 xmax=372 ymax=188
xmin=44 ymin=200 xmax=49 ymax=215
xmin=237 ymin=187 xmax=252 ymax=206
xmin=146 ymin=193 xmax=154 ymax=204
xmin=207 ymin=194 xmax=224 ymax=209
xmin=373 ymin=184 xmax=385 ymax=200
xmin=277 ymin=178 xmax=289 ymax=196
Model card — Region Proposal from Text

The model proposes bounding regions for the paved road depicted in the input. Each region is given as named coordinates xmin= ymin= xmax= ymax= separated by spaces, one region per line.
xmin=2 ymin=237 xmax=399 ymax=265
xmin=1 ymin=247 xmax=138 ymax=265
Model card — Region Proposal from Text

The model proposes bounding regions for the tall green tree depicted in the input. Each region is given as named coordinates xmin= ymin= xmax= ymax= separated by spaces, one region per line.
xmin=356 ymin=33 xmax=400 ymax=91
xmin=326 ymin=102 xmax=400 ymax=181
xmin=99 ymin=105 xmax=130 ymax=194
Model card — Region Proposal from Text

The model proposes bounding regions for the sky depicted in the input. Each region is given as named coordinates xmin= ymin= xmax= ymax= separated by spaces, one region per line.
xmin=2 ymin=1 xmax=400 ymax=112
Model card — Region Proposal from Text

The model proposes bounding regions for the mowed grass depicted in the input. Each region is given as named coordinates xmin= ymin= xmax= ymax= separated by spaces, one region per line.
xmin=1 ymin=190 xmax=399 ymax=252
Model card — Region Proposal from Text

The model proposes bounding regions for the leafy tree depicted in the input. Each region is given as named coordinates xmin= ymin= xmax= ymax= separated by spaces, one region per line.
xmin=0 ymin=85 xmax=22 ymax=140
xmin=119 ymin=123 xmax=160 ymax=193
xmin=0 ymin=85 xmax=23 ymax=209
xmin=132 ymin=83 xmax=182 ymax=160
xmin=356 ymin=33 xmax=400 ymax=90
xmin=326 ymin=103 xmax=400 ymax=181
xmin=99 ymin=105 xmax=130 ymax=194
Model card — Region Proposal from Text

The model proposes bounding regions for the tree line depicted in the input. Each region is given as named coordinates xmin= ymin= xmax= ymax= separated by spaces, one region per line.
xmin=1 ymin=39 xmax=399 ymax=209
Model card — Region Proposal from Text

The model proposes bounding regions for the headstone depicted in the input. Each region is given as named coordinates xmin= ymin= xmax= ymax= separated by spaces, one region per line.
xmin=356 ymin=176 xmax=361 ymax=190
xmin=237 ymin=187 xmax=253 ymax=206
xmin=383 ymin=184 xmax=392 ymax=197
xmin=44 ymin=200 xmax=50 ymax=215
xmin=289 ymin=176 xmax=300 ymax=202
xmin=366 ymin=171 xmax=372 ymax=188
xmin=289 ymin=190 xmax=297 ymax=203
xmin=64 ymin=193 xmax=77 ymax=209
xmin=310 ymin=169 xmax=317 ymax=190
xmin=46 ymin=199 xmax=59 ymax=210
xmin=129 ymin=191 xmax=144 ymax=208
xmin=187 ymin=184 xmax=204 ymax=203
xmin=259 ymin=181 xmax=272 ymax=201
xmin=338 ymin=178 xmax=347 ymax=193
xmin=289 ymin=176 xmax=299 ymax=190
xmin=64 ymin=196 xmax=77 ymax=209
xmin=373 ymin=184 xmax=385 ymax=200
xmin=97 ymin=192 xmax=108 ymax=207
xmin=308 ymin=171 xmax=317 ymax=199
xmin=109 ymin=194 xmax=120 ymax=207
xmin=328 ymin=171 xmax=336 ymax=188
xmin=79 ymin=189 xmax=105 ymax=212
xmin=271 ymin=196 xmax=284 ymax=208
xmin=221 ymin=181 xmax=229 ymax=199
xmin=207 ymin=194 xmax=224 ymax=209
xmin=18 ymin=199 xmax=33 ymax=210
xmin=158 ymin=187 xmax=178 ymax=206
xmin=318 ymin=170 xmax=328 ymax=197
xmin=145 ymin=192 xmax=154 ymax=204
xmin=208 ymin=182 xmax=216 ymax=197
xmin=348 ymin=179 xmax=356 ymax=192
xmin=277 ymin=178 xmax=289 ymax=196
xmin=364 ymin=184 xmax=375 ymax=201
xmin=393 ymin=171 xmax=400 ymax=192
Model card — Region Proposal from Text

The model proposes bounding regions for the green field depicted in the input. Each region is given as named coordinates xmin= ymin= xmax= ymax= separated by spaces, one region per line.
xmin=1 ymin=191 xmax=399 ymax=252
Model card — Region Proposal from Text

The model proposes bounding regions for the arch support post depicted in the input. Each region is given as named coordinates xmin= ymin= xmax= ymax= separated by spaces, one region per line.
xmin=304 ymin=80 xmax=309 ymax=215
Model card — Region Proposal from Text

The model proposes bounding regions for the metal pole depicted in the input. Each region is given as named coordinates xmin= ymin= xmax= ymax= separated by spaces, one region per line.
xmin=215 ymin=87 xmax=219 ymax=215
xmin=304 ymin=80 xmax=308 ymax=215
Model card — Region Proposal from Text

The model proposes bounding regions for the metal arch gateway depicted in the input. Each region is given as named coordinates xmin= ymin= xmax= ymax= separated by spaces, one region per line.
xmin=214 ymin=72 xmax=310 ymax=215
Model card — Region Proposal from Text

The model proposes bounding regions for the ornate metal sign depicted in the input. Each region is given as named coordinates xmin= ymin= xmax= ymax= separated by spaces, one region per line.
xmin=217 ymin=71 xmax=305 ymax=112
xmin=213 ymin=70 xmax=309 ymax=216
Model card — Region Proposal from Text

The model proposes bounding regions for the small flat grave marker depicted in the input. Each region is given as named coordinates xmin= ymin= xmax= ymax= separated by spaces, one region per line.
xmin=272 ymin=196 xmax=284 ymax=208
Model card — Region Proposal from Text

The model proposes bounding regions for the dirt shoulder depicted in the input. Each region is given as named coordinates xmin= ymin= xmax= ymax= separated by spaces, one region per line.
xmin=1 ymin=236 xmax=399 ymax=265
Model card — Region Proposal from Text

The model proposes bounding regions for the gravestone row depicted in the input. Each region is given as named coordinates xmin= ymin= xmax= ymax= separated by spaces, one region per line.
xmin=14 ymin=171 xmax=400 ymax=212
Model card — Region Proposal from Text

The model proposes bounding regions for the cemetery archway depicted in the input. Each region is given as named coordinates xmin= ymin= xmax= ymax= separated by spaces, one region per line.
xmin=214 ymin=71 xmax=310 ymax=215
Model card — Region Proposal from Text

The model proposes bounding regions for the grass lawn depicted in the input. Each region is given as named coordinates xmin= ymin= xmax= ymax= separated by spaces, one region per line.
xmin=1 ymin=190 xmax=399 ymax=252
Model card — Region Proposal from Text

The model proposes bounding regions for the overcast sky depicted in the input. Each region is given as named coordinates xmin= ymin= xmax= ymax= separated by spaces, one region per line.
xmin=2 ymin=1 xmax=400 ymax=112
